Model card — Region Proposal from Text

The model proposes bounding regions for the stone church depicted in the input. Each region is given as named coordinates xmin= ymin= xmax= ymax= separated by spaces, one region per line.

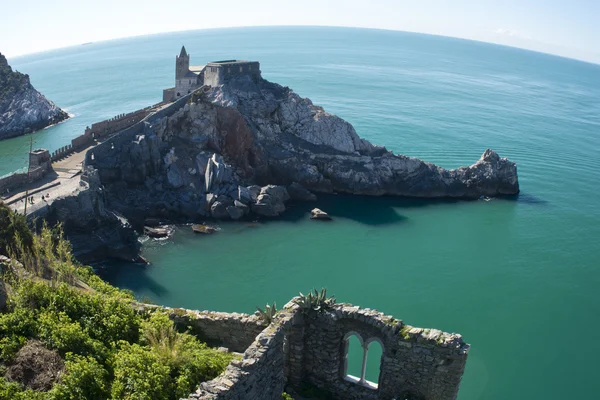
xmin=163 ymin=46 xmax=261 ymax=102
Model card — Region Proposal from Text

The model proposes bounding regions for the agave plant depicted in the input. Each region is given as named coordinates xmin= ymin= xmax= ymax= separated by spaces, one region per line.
xmin=295 ymin=288 xmax=336 ymax=312
xmin=256 ymin=302 xmax=278 ymax=324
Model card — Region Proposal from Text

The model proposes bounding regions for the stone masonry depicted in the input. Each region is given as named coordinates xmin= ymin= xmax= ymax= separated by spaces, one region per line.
xmin=176 ymin=298 xmax=469 ymax=400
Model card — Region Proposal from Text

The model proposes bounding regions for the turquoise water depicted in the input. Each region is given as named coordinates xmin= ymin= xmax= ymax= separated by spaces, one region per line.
xmin=6 ymin=27 xmax=600 ymax=399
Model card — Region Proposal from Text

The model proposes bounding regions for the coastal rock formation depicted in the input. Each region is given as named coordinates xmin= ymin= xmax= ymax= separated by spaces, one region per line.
xmin=43 ymin=168 xmax=142 ymax=264
xmin=0 ymin=53 xmax=69 ymax=140
xmin=75 ymin=73 xmax=519 ymax=262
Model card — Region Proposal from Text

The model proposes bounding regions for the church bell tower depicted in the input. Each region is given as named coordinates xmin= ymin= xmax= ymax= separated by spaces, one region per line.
xmin=176 ymin=46 xmax=190 ymax=80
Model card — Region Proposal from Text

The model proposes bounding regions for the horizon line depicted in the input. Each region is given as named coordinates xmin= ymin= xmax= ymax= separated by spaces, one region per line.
xmin=6 ymin=24 xmax=600 ymax=68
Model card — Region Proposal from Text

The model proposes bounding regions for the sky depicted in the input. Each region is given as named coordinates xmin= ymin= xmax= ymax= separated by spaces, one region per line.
xmin=1 ymin=0 xmax=599 ymax=64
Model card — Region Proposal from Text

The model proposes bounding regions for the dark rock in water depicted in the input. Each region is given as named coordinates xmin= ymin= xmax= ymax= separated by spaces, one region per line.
xmin=234 ymin=200 xmax=249 ymax=215
xmin=288 ymin=182 xmax=317 ymax=202
xmin=0 ymin=53 xmax=69 ymax=140
xmin=310 ymin=208 xmax=332 ymax=220
xmin=192 ymin=224 xmax=218 ymax=234
xmin=211 ymin=196 xmax=234 ymax=219
xmin=251 ymin=185 xmax=289 ymax=217
xmin=226 ymin=205 xmax=244 ymax=220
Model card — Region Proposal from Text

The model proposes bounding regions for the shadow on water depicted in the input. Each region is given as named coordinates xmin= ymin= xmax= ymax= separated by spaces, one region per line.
xmin=512 ymin=192 xmax=549 ymax=206
xmin=281 ymin=193 xmax=464 ymax=226
xmin=97 ymin=261 xmax=169 ymax=297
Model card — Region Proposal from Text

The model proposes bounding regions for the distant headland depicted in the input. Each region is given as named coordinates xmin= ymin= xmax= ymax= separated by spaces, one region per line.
xmin=0 ymin=52 xmax=69 ymax=140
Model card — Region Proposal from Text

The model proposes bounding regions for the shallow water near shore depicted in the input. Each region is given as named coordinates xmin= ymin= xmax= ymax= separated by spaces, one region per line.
xmin=6 ymin=27 xmax=600 ymax=399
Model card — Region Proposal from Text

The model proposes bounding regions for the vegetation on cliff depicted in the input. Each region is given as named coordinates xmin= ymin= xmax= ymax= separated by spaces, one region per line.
xmin=0 ymin=53 xmax=69 ymax=140
xmin=0 ymin=203 xmax=233 ymax=399
xmin=0 ymin=54 xmax=29 ymax=104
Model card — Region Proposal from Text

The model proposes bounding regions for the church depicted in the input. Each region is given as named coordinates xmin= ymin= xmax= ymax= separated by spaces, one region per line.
xmin=162 ymin=46 xmax=261 ymax=102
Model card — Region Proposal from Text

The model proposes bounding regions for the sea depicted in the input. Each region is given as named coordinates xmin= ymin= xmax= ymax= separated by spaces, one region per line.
xmin=4 ymin=27 xmax=600 ymax=399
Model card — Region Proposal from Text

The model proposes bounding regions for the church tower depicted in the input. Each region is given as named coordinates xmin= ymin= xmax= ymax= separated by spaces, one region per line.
xmin=176 ymin=46 xmax=190 ymax=80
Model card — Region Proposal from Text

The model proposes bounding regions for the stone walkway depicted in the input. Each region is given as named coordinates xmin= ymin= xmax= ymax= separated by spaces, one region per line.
xmin=5 ymin=144 xmax=94 ymax=215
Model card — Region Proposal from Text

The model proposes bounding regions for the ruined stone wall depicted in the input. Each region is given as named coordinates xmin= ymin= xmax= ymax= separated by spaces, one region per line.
xmin=301 ymin=305 xmax=469 ymax=400
xmin=180 ymin=298 xmax=468 ymax=400
xmin=167 ymin=307 xmax=266 ymax=353
xmin=186 ymin=301 xmax=299 ymax=400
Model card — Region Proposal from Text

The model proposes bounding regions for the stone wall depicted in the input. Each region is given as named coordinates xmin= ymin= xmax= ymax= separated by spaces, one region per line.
xmin=0 ymin=172 xmax=27 ymax=194
xmin=187 ymin=301 xmax=299 ymax=400
xmin=183 ymin=299 xmax=469 ymax=400
xmin=0 ymin=149 xmax=52 ymax=194
xmin=86 ymin=107 xmax=152 ymax=139
xmin=163 ymin=87 xmax=176 ymax=103
xmin=204 ymin=61 xmax=261 ymax=87
xmin=136 ymin=304 xmax=267 ymax=353
xmin=51 ymin=144 xmax=74 ymax=161
xmin=182 ymin=300 xmax=469 ymax=400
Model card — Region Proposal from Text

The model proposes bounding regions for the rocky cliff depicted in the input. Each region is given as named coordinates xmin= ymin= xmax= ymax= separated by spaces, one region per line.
xmin=74 ymin=74 xmax=519 ymax=261
xmin=0 ymin=53 xmax=69 ymax=140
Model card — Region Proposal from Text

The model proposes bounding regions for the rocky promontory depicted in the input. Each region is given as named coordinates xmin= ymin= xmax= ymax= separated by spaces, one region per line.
xmin=45 ymin=73 xmax=518 ymax=262
xmin=0 ymin=52 xmax=69 ymax=140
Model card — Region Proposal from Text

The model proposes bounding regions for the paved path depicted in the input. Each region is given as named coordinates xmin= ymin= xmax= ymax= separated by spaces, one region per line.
xmin=5 ymin=144 xmax=94 ymax=215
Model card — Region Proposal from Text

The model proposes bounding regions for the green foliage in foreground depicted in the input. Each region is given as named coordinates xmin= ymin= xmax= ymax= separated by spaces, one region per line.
xmin=0 ymin=225 xmax=234 ymax=399
xmin=0 ymin=203 xmax=33 ymax=257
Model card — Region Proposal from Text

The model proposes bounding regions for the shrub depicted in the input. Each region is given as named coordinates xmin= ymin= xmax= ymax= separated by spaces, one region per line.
xmin=0 ymin=223 xmax=232 ymax=399
xmin=0 ymin=203 xmax=33 ymax=257
xmin=50 ymin=353 xmax=109 ymax=400
xmin=111 ymin=342 xmax=172 ymax=400
xmin=140 ymin=312 xmax=234 ymax=399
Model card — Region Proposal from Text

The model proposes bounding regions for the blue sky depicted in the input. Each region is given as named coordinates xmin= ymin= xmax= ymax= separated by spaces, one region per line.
xmin=1 ymin=0 xmax=599 ymax=64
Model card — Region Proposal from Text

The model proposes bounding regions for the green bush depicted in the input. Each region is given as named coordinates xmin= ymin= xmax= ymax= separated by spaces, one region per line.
xmin=0 ymin=203 xmax=33 ymax=256
xmin=0 ymin=377 xmax=45 ymax=400
xmin=111 ymin=342 xmax=172 ymax=400
xmin=140 ymin=312 xmax=234 ymax=399
xmin=50 ymin=354 xmax=109 ymax=400
xmin=0 ymin=224 xmax=233 ymax=399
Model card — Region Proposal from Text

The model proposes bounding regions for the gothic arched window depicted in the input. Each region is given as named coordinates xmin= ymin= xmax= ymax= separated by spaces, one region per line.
xmin=343 ymin=332 xmax=383 ymax=390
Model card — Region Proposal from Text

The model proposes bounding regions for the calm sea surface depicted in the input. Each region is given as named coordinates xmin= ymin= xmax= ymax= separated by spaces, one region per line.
xmin=5 ymin=27 xmax=600 ymax=399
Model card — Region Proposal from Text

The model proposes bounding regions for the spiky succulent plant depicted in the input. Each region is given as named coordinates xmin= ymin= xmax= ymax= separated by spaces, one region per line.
xmin=256 ymin=302 xmax=278 ymax=324
xmin=295 ymin=288 xmax=336 ymax=312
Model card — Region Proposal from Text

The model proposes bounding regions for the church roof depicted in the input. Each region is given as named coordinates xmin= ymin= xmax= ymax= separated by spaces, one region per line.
xmin=179 ymin=46 xmax=188 ymax=58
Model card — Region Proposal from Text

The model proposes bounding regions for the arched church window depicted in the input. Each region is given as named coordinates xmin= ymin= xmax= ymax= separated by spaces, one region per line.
xmin=343 ymin=332 xmax=382 ymax=390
